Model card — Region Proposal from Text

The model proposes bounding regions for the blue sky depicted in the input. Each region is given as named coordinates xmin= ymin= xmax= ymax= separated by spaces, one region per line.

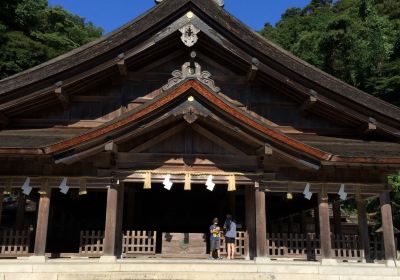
xmin=47 ymin=0 xmax=310 ymax=34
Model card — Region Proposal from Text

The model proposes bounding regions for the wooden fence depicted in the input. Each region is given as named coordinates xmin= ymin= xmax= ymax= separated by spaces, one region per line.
xmin=220 ymin=231 xmax=248 ymax=258
xmin=0 ymin=229 xmax=31 ymax=257
xmin=123 ymin=230 xmax=157 ymax=256
xmin=331 ymin=234 xmax=362 ymax=260
xmin=79 ymin=230 xmax=104 ymax=256
xmin=266 ymin=233 xmax=321 ymax=260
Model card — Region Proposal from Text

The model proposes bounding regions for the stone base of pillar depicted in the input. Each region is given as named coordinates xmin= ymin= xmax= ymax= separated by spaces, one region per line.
xmin=254 ymin=257 xmax=271 ymax=263
xmin=99 ymin=256 xmax=117 ymax=263
xmin=28 ymin=256 xmax=47 ymax=263
xmin=321 ymin=259 xmax=338 ymax=265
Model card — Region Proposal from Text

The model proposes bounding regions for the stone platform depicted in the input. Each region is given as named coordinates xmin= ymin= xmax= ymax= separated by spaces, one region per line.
xmin=0 ymin=258 xmax=398 ymax=280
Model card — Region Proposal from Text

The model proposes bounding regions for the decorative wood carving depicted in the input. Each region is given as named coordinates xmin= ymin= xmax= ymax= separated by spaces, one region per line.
xmin=162 ymin=62 xmax=220 ymax=93
xmin=179 ymin=24 xmax=200 ymax=47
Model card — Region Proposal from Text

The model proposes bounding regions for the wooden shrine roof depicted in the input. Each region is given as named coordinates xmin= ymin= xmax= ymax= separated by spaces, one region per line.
xmin=0 ymin=0 xmax=399 ymax=128
xmin=0 ymin=79 xmax=399 ymax=167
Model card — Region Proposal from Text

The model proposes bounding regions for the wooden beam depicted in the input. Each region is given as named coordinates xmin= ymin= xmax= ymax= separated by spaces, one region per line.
xmin=129 ymin=123 xmax=186 ymax=153
xmin=54 ymin=81 xmax=69 ymax=109
xmin=105 ymin=141 xmax=118 ymax=154
xmin=247 ymin=65 xmax=258 ymax=83
xmin=34 ymin=188 xmax=52 ymax=256
xmin=103 ymin=184 xmax=119 ymax=256
xmin=117 ymin=60 xmax=128 ymax=77
xmin=301 ymin=91 xmax=318 ymax=113
xmin=191 ymin=123 xmax=246 ymax=155
xmin=358 ymin=117 xmax=378 ymax=134
xmin=379 ymin=191 xmax=396 ymax=261
xmin=257 ymin=144 xmax=273 ymax=156
xmin=15 ymin=191 xmax=26 ymax=230
xmin=116 ymin=153 xmax=258 ymax=169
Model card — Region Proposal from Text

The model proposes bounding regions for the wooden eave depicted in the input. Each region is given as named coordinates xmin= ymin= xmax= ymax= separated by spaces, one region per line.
xmin=0 ymin=0 xmax=399 ymax=131
xmin=0 ymin=79 xmax=399 ymax=166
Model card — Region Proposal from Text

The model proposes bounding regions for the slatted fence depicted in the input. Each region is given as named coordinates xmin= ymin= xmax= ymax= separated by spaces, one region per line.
xmin=332 ymin=234 xmax=362 ymax=260
xmin=220 ymin=231 xmax=248 ymax=258
xmin=79 ymin=230 xmax=104 ymax=256
xmin=122 ymin=230 xmax=157 ymax=256
xmin=266 ymin=233 xmax=321 ymax=260
xmin=0 ymin=229 xmax=31 ymax=257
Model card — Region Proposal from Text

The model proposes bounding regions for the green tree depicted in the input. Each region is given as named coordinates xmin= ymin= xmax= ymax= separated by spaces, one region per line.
xmin=0 ymin=0 xmax=102 ymax=79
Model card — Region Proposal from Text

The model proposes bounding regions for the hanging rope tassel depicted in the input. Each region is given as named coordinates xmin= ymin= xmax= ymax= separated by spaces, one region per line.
xmin=184 ymin=173 xmax=191 ymax=191
xmin=228 ymin=174 xmax=236 ymax=192
xmin=143 ymin=172 xmax=152 ymax=189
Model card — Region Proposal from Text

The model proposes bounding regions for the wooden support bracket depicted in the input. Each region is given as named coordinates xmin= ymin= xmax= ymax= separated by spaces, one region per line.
xmin=358 ymin=117 xmax=377 ymax=134
xmin=117 ymin=53 xmax=128 ymax=77
xmin=105 ymin=141 xmax=119 ymax=154
xmin=54 ymin=81 xmax=69 ymax=109
xmin=301 ymin=90 xmax=318 ymax=113
xmin=247 ymin=58 xmax=259 ymax=83
xmin=257 ymin=144 xmax=273 ymax=156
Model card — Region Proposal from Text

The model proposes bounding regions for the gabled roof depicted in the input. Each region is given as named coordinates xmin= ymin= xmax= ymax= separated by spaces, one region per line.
xmin=0 ymin=0 xmax=399 ymax=130
xmin=0 ymin=78 xmax=399 ymax=166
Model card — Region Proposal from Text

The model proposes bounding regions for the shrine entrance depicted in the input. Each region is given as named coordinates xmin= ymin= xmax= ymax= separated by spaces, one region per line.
xmin=122 ymin=183 xmax=246 ymax=258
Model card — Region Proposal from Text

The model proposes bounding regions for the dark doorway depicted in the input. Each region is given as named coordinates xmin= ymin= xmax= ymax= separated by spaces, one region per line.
xmin=123 ymin=183 xmax=244 ymax=253
xmin=46 ymin=190 xmax=107 ymax=254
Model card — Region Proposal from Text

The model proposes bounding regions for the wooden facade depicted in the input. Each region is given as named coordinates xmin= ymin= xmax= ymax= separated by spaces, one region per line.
xmin=0 ymin=0 xmax=399 ymax=262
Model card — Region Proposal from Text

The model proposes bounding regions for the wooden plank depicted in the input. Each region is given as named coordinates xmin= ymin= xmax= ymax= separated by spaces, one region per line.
xmin=34 ymin=188 xmax=52 ymax=256
xmin=191 ymin=123 xmax=246 ymax=155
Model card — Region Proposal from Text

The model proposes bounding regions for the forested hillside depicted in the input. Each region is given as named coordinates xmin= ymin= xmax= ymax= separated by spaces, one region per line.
xmin=262 ymin=0 xmax=400 ymax=228
xmin=262 ymin=0 xmax=400 ymax=107
xmin=0 ymin=0 xmax=102 ymax=79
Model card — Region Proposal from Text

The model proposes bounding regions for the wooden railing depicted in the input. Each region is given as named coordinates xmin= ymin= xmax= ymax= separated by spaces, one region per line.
xmin=79 ymin=230 xmax=104 ymax=256
xmin=331 ymin=234 xmax=362 ymax=260
xmin=220 ymin=231 xmax=249 ymax=258
xmin=123 ymin=230 xmax=157 ymax=256
xmin=266 ymin=233 xmax=321 ymax=260
xmin=0 ymin=229 xmax=31 ymax=257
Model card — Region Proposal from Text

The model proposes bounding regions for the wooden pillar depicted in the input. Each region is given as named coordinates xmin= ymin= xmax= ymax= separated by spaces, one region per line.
xmin=314 ymin=207 xmax=320 ymax=234
xmin=255 ymin=182 xmax=267 ymax=257
xmin=318 ymin=189 xmax=332 ymax=259
xmin=103 ymin=184 xmax=120 ymax=256
xmin=332 ymin=200 xmax=342 ymax=235
xmin=356 ymin=198 xmax=370 ymax=261
xmin=15 ymin=191 xmax=26 ymax=230
xmin=379 ymin=192 xmax=396 ymax=261
xmin=245 ymin=187 xmax=256 ymax=259
xmin=115 ymin=183 xmax=124 ymax=257
xmin=34 ymin=189 xmax=51 ymax=256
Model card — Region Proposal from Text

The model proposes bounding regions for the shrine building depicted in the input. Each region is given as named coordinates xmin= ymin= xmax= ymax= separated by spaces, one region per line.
xmin=0 ymin=0 xmax=399 ymax=264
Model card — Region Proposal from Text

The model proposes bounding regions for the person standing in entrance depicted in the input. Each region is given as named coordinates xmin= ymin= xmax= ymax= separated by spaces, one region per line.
xmin=224 ymin=214 xmax=236 ymax=260
xmin=209 ymin=217 xmax=222 ymax=259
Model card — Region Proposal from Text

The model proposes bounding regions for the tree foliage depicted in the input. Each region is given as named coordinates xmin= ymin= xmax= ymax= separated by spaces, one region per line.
xmin=0 ymin=0 xmax=102 ymax=79
xmin=261 ymin=0 xmax=400 ymax=107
